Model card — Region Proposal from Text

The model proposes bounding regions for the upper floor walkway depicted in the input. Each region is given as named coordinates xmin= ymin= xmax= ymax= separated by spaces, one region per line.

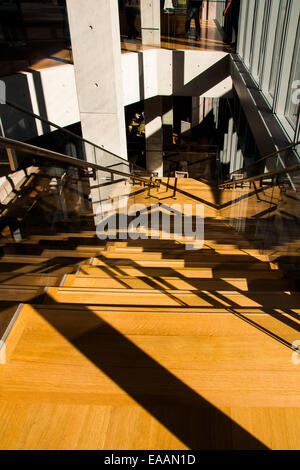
xmin=1 ymin=16 xmax=233 ymax=77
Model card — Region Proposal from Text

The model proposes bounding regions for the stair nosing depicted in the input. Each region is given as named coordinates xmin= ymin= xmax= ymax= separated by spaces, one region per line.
xmin=0 ymin=303 xmax=24 ymax=353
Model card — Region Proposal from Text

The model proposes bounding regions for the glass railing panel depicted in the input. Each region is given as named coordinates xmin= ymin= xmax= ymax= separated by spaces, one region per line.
xmin=160 ymin=1 xmax=231 ymax=51
xmin=0 ymin=134 xmax=149 ymax=259
xmin=0 ymin=101 xmax=84 ymax=159
xmin=119 ymin=0 xmax=142 ymax=49
xmin=220 ymin=143 xmax=300 ymax=291
xmin=280 ymin=146 xmax=300 ymax=168
xmin=164 ymin=147 xmax=219 ymax=181
xmin=226 ymin=142 xmax=300 ymax=184
xmin=0 ymin=101 xmax=131 ymax=181
xmin=94 ymin=146 xmax=130 ymax=176
xmin=0 ymin=145 xmax=132 ymax=243
xmin=266 ymin=165 xmax=300 ymax=282
xmin=0 ymin=154 xmax=80 ymax=238
xmin=0 ymin=0 xmax=72 ymax=76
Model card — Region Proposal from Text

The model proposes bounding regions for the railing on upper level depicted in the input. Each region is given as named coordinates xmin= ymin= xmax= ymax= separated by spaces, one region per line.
xmin=119 ymin=0 xmax=231 ymax=53
xmin=0 ymin=0 xmax=71 ymax=77
xmin=3 ymin=100 xmax=129 ymax=173
xmin=0 ymin=135 xmax=155 ymax=187
xmin=220 ymin=164 xmax=300 ymax=189
xmin=160 ymin=0 xmax=229 ymax=51
xmin=3 ymin=100 xmax=220 ymax=184
xmin=220 ymin=141 xmax=300 ymax=189
xmin=218 ymin=141 xmax=300 ymax=279
xmin=0 ymin=134 xmax=160 ymax=242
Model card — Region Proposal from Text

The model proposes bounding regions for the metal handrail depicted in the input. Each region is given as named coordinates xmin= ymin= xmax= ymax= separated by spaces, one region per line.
xmin=6 ymin=100 xmax=219 ymax=163
xmin=219 ymin=163 xmax=300 ymax=188
xmin=0 ymin=136 xmax=154 ymax=186
xmin=225 ymin=140 xmax=300 ymax=180
xmin=5 ymin=100 xmax=129 ymax=164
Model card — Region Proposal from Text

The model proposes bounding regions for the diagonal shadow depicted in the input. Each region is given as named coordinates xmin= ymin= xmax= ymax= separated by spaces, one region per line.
xmin=159 ymin=179 xmax=271 ymax=212
xmin=91 ymin=249 xmax=300 ymax=353
xmin=172 ymin=51 xmax=230 ymax=97
xmin=2 ymin=174 xmax=295 ymax=449
xmin=34 ymin=291 xmax=268 ymax=450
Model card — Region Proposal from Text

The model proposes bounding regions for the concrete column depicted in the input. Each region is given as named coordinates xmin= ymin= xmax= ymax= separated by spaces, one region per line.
xmin=0 ymin=117 xmax=17 ymax=171
xmin=225 ymin=117 xmax=234 ymax=164
xmin=145 ymin=96 xmax=163 ymax=177
xmin=229 ymin=132 xmax=238 ymax=173
xmin=141 ymin=0 xmax=161 ymax=46
xmin=221 ymin=133 xmax=228 ymax=164
xmin=236 ymin=149 xmax=244 ymax=172
xmin=66 ymin=0 xmax=129 ymax=220
xmin=162 ymin=96 xmax=173 ymax=146
xmin=66 ymin=0 xmax=127 ymax=159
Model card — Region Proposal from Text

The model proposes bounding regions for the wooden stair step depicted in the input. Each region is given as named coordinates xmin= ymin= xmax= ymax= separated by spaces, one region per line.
xmin=0 ymin=273 xmax=63 ymax=287
xmin=1 ymin=245 xmax=264 ymax=260
xmin=0 ymin=285 xmax=45 ymax=302
xmin=100 ymin=251 xmax=267 ymax=262
xmin=24 ymin=232 xmax=101 ymax=242
xmin=109 ymin=245 xmax=263 ymax=256
xmin=0 ymin=301 xmax=262 ymax=347
xmin=45 ymin=287 xmax=300 ymax=308
xmin=0 ymin=255 xmax=50 ymax=264
xmin=4 ymin=303 xmax=299 ymax=408
xmin=63 ymin=274 xmax=292 ymax=292
xmin=18 ymin=238 xmax=259 ymax=254
xmin=0 ymin=262 xmax=83 ymax=276
xmin=0 ymin=242 xmax=106 ymax=254
xmin=41 ymin=249 xmax=101 ymax=258
xmin=99 ymin=234 xmax=247 ymax=243
xmin=0 ymin=301 xmax=22 ymax=342
xmin=104 ymin=234 xmax=258 ymax=243
xmin=16 ymin=302 xmax=300 ymax=315
xmin=0 ymin=253 xmax=93 ymax=264
xmin=79 ymin=265 xmax=284 ymax=279
xmin=64 ymin=275 xmax=251 ymax=291
xmin=90 ymin=257 xmax=271 ymax=270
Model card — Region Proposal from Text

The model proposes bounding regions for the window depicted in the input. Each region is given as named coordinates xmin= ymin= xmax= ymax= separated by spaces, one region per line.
xmin=285 ymin=17 xmax=300 ymax=129
xmin=257 ymin=0 xmax=272 ymax=82
xmin=249 ymin=0 xmax=259 ymax=67
xmin=268 ymin=0 xmax=289 ymax=98
xmin=242 ymin=1 xmax=251 ymax=59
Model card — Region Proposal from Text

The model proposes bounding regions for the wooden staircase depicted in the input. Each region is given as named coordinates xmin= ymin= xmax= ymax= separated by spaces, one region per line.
xmin=0 ymin=178 xmax=299 ymax=450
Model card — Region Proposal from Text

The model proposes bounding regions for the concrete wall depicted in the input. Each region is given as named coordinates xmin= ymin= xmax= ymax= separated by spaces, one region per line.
xmin=0 ymin=50 xmax=231 ymax=142
xmin=0 ymin=65 xmax=79 ymax=141
xmin=123 ymin=49 xmax=232 ymax=103
xmin=141 ymin=0 xmax=161 ymax=45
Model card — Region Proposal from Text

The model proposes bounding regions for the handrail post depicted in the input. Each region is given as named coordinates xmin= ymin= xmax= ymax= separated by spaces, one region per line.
xmin=173 ymin=177 xmax=178 ymax=198
xmin=148 ymin=176 xmax=153 ymax=197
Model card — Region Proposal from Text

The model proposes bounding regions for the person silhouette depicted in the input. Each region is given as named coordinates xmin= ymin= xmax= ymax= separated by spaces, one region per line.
xmin=185 ymin=0 xmax=203 ymax=40
xmin=125 ymin=0 xmax=139 ymax=39
xmin=223 ymin=0 xmax=240 ymax=45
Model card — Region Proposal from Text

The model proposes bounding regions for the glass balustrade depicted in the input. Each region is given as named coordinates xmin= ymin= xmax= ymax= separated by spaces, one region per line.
xmin=220 ymin=142 xmax=300 ymax=282
xmin=0 ymin=0 xmax=72 ymax=76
